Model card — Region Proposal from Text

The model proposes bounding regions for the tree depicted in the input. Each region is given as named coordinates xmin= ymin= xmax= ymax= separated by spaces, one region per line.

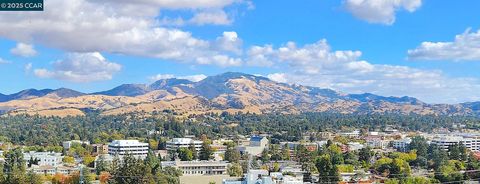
xmin=389 ymin=158 xmax=411 ymax=178
xmin=429 ymin=145 xmax=448 ymax=170
xmin=224 ymin=147 xmax=241 ymax=163
xmin=260 ymin=149 xmax=270 ymax=163
xmin=25 ymin=170 xmax=43 ymax=184
xmin=109 ymin=154 xmax=155 ymax=184
xmin=316 ymin=154 xmax=339 ymax=183
xmin=178 ymin=147 xmax=193 ymax=161
xmin=359 ymin=147 xmax=372 ymax=167
xmin=408 ymin=136 xmax=428 ymax=157
xmin=63 ymin=156 xmax=75 ymax=165
xmin=95 ymin=155 xmax=111 ymax=175
xmin=281 ymin=146 xmax=290 ymax=161
xmin=83 ymin=155 xmax=96 ymax=167
xmin=189 ymin=144 xmax=198 ymax=160
xmin=4 ymin=148 xmax=27 ymax=184
xmin=227 ymin=163 xmax=243 ymax=177
xmin=448 ymin=143 xmax=468 ymax=161
xmin=199 ymin=142 xmax=214 ymax=160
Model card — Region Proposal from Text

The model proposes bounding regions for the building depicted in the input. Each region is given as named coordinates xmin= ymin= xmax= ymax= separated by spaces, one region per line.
xmin=339 ymin=130 xmax=361 ymax=138
xmin=162 ymin=160 xmax=229 ymax=175
xmin=29 ymin=165 xmax=79 ymax=175
xmin=108 ymin=140 xmax=149 ymax=159
xmin=166 ymin=138 xmax=203 ymax=153
xmin=249 ymin=136 xmax=268 ymax=147
xmin=430 ymin=134 xmax=480 ymax=152
xmin=238 ymin=136 xmax=269 ymax=156
xmin=23 ymin=151 xmax=63 ymax=167
xmin=348 ymin=142 xmax=364 ymax=152
xmin=223 ymin=170 xmax=277 ymax=184
xmin=430 ymin=136 xmax=464 ymax=150
xmin=62 ymin=140 xmax=90 ymax=151
xmin=392 ymin=138 xmax=412 ymax=152
xmin=92 ymin=144 xmax=109 ymax=155
xmin=365 ymin=137 xmax=388 ymax=149
xmin=457 ymin=133 xmax=480 ymax=152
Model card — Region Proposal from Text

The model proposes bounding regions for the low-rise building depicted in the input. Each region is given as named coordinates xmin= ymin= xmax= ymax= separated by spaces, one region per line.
xmin=29 ymin=165 xmax=79 ymax=175
xmin=23 ymin=151 xmax=63 ymax=167
xmin=166 ymin=138 xmax=203 ymax=153
xmin=108 ymin=140 xmax=149 ymax=159
xmin=365 ymin=137 xmax=388 ymax=149
xmin=162 ymin=160 xmax=229 ymax=175
xmin=339 ymin=130 xmax=361 ymax=138
xmin=431 ymin=135 xmax=464 ymax=151
xmin=238 ymin=136 xmax=269 ymax=156
xmin=392 ymin=138 xmax=412 ymax=152
xmin=348 ymin=142 xmax=364 ymax=152
xmin=92 ymin=144 xmax=109 ymax=155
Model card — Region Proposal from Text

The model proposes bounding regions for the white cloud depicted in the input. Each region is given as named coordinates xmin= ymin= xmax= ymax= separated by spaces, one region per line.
xmin=34 ymin=52 xmax=122 ymax=82
xmin=215 ymin=31 xmax=243 ymax=54
xmin=246 ymin=45 xmax=275 ymax=67
xmin=267 ymin=73 xmax=287 ymax=83
xmin=10 ymin=43 xmax=37 ymax=57
xmin=408 ymin=28 xmax=480 ymax=61
xmin=0 ymin=58 xmax=11 ymax=64
xmin=253 ymin=40 xmax=480 ymax=103
xmin=196 ymin=55 xmax=242 ymax=67
xmin=343 ymin=0 xmax=422 ymax=25
xmin=189 ymin=10 xmax=232 ymax=25
xmin=24 ymin=63 xmax=32 ymax=72
xmin=149 ymin=74 xmax=207 ymax=82
xmin=0 ymin=0 xmax=245 ymax=67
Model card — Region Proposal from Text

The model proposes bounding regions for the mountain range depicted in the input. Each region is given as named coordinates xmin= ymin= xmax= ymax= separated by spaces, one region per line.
xmin=0 ymin=72 xmax=478 ymax=117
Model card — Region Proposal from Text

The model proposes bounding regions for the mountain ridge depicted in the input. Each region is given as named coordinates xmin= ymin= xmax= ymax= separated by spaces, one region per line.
xmin=0 ymin=72 xmax=478 ymax=117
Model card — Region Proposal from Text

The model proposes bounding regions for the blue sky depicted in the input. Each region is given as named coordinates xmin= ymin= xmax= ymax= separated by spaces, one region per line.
xmin=1 ymin=0 xmax=480 ymax=103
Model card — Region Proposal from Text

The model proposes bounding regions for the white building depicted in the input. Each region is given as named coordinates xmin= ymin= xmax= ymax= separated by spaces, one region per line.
xmin=23 ymin=151 xmax=63 ymax=167
xmin=392 ymin=138 xmax=412 ymax=152
xmin=29 ymin=165 xmax=79 ymax=175
xmin=430 ymin=134 xmax=480 ymax=152
xmin=348 ymin=142 xmax=364 ymax=151
xmin=365 ymin=138 xmax=388 ymax=149
xmin=339 ymin=130 xmax=361 ymax=138
xmin=238 ymin=136 xmax=269 ymax=156
xmin=162 ymin=160 xmax=228 ymax=175
xmin=108 ymin=140 xmax=149 ymax=159
xmin=166 ymin=138 xmax=203 ymax=153
xmin=62 ymin=140 xmax=90 ymax=151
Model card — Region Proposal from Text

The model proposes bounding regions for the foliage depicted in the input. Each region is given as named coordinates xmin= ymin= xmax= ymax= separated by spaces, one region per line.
xmin=227 ymin=163 xmax=243 ymax=177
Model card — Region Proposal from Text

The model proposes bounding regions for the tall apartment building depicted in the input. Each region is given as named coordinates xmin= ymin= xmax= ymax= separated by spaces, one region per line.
xmin=108 ymin=140 xmax=149 ymax=159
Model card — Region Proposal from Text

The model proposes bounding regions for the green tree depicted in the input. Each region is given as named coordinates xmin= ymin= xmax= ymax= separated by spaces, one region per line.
xmin=178 ymin=147 xmax=193 ymax=161
xmin=227 ymin=163 xmax=243 ymax=177
xmin=63 ymin=156 xmax=75 ymax=164
xmin=408 ymin=136 xmax=428 ymax=157
xmin=316 ymin=154 xmax=339 ymax=183
xmin=109 ymin=154 xmax=155 ymax=184
xmin=224 ymin=147 xmax=241 ymax=163
xmin=199 ymin=142 xmax=214 ymax=160
xmin=359 ymin=147 xmax=372 ymax=167
xmin=281 ymin=146 xmax=290 ymax=161
xmin=188 ymin=144 xmax=198 ymax=160
xmin=95 ymin=155 xmax=110 ymax=175
xmin=4 ymin=148 xmax=27 ymax=184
